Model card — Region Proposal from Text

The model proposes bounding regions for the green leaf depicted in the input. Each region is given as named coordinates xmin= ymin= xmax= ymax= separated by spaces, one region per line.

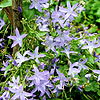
xmin=0 ymin=0 xmax=12 ymax=8
xmin=6 ymin=64 xmax=12 ymax=72
xmin=85 ymin=81 xmax=99 ymax=92
xmin=95 ymin=8 xmax=100 ymax=16
xmin=97 ymin=90 xmax=100 ymax=96
xmin=88 ymin=56 xmax=94 ymax=64
xmin=88 ymin=26 xmax=98 ymax=33
xmin=96 ymin=18 xmax=100 ymax=23
xmin=38 ymin=32 xmax=47 ymax=37
xmin=23 ymin=2 xmax=35 ymax=20
xmin=96 ymin=48 xmax=100 ymax=54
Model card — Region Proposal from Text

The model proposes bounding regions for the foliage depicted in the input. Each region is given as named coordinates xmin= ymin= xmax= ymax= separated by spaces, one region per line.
xmin=0 ymin=0 xmax=100 ymax=100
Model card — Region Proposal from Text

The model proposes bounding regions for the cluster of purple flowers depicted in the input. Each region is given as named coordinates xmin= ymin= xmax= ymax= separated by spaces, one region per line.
xmin=1 ymin=0 xmax=100 ymax=100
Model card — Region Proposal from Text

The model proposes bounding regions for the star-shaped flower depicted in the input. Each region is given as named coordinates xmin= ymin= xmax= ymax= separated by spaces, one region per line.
xmin=61 ymin=45 xmax=77 ymax=59
xmin=68 ymin=61 xmax=80 ymax=77
xmin=27 ymin=65 xmax=49 ymax=86
xmin=8 ymin=28 xmax=27 ymax=48
xmin=15 ymin=51 xmax=30 ymax=66
xmin=53 ymin=69 xmax=68 ymax=87
xmin=0 ymin=91 xmax=10 ymax=100
xmin=28 ymin=46 xmax=46 ymax=63
xmin=93 ymin=70 xmax=100 ymax=81
xmin=59 ymin=1 xmax=78 ymax=20
xmin=29 ymin=0 xmax=48 ymax=12
xmin=81 ymin=39 xmax=99 ymax=54
xmin=78 ymin=58 xmax=88 ymax=70
xmin=9 ymin=85 xmax=32 ymax=100
xmin=0 ymin=18 xmax=5 ymax=30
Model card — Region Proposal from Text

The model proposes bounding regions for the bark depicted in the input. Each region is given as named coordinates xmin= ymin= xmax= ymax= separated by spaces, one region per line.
xmin=12 ymin=0 xmax=23 ymax=57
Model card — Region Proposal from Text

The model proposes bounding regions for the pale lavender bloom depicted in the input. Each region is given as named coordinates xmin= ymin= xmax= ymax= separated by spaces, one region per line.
xmin=9 ymin=85 xmax=32 ymax=100
xmin=52 ymin=54 xmax=59 ymax=64
xmin=8 ymin=76 xmax=19 ymax=89
xmin=61 ymin=45 xmax=77 ymax=59
xmin=39 ymin=24 xmax=49 ymax=31
xmin=0 ymin=38 xmax=5 ymax=48
xmin=52 ymin=84 xmax=62 ymax=97
xmin=29 ymin=0 xmax=48 ymax=12
xmin=5 ymin=54 xmax=12 ymax=60
xmin=81 ymin=39 xmax=99 ymax=54
xmin=93 ymin=53 xmax=100 ymax=68
xmin=0 ymin=18 xmax=5 ymax=30
xmin=54 ymin=30 xmax=72 ymax=48
xmin=59 ymin=1 xmax=78 ymax=21
xmin=28 ymin=46 xmax=46 ymax=63
xmin=81 ymin=24 xmax=89 ymax=35
xmin=53 ymin=69 xmax=68 ymax=88
xmin=93 ymin=70 xmax=100 ymax=81
xmin=75 ymin=4 xmax=85 ymax=13
xmin=37 ymin=11 xmax=50 ymax=26
xmin=68 ymin=61 xmax=80 ymax=77
xmin=31 ymin=80 xmax=53 ymax=98
xmin=1 ymin=60 xmax=10 ymax=77
xmin=77 ymin=85 xmax=83 ymax=92
xmin=0 ymin=91 xmax=10 ymax=100
xmin=85 ymin=74 xmax=91 ymax=80
xmin=51 ymin=6 xmax=65 ymax=28
xmin=15 ymin=51 xmax=30 ymax=66
xmin=41 ymin=35 xmax=56 ymax=52
xmin=27 ymin=65 xmax=49 ymax=86
xmin=78 ymin=58 xmax=88 ymax=70
xmin=39 ymin=62 xmax=46 ymax=69
xmin=8 ymin=28 xmax=27 ymax=48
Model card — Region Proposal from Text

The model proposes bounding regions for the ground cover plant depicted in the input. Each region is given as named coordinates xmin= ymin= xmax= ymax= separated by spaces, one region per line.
xmin=0 ymin=0 xmax=100 ymax=100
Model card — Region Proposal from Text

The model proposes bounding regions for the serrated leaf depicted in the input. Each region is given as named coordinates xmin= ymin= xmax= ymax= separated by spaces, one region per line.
xmin=0 ymin=0 xmax=12 ymax=8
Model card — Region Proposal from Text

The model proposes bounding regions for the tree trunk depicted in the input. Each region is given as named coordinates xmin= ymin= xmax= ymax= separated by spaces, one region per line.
xmin=12 ymin=0 xmax=23 ymax=57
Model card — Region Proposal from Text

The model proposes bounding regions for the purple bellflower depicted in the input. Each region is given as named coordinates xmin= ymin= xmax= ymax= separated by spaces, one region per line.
xmin=92 ymin=70 xmax=100 ymax=81
xmin=51 ymin=5 xmax=65 ymax=28
xmin=8 ymin=76 xmax=19 ymax=89
xmin=78 ymin=58 xmax=88 ymax=70
xmin=1 ymin=60 xmax=10 ymax=77
xmin=54 ymin=30 xmax=72 ymax=48
xmin=8 ymin=28 xmax=27 ymax=48
xmin=29 ymin=0 xmax=48 ymax=12
xmin=27 ymin=65 xmax=49 ymax=86
xmin=75 ymin=4 xmax=85 ymax=13
xmin=0 ymin=18 xmax=5 ymax=30
xmin=15 ymin=51 xmax=30 ymax=67
xmin=94 ymin=53 xmax=100 ymax=68
xmin=28 ymin=46 xmax=46 ymax=63
xmin=59 ymin=1 xmax=78 ymax=21
xmin=85 ymin=74 xmax=91 ymax=80
xmin=68 ymin=61 xmax=80 ymax=77
xmin=52 ymin=84 xmax=63 ymax=97
xmin=81 ymin=39 xmax=99 ymax=54
xmin=61 ymin=45 xmax=77 ymax=59
xmin=53 ymin=69 xmax=68 ymax=88
xmin=0 ymin=91 xmax=10 ymax=100
xmin=9 ymin=84 xmax=32 ymax=100
xmin=31 ymin=80 xmax=53 ymax=98
xmin=0 ymin=38 xmax=4 ymax=48
xmin=41 ymin=35 xmax=56 ymax=52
